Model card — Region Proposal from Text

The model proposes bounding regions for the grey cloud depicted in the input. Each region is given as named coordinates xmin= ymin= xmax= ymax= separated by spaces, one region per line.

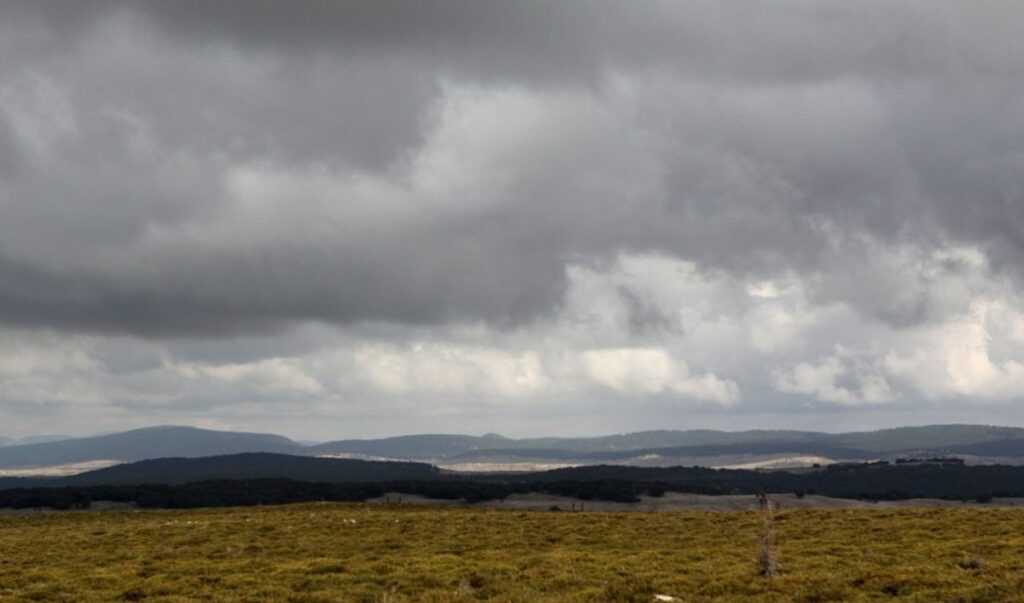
xmin=616 ymin=286 xmax=678 ymax=338
xmin=1 ymin=1 xmax=1024 ymax=337
xmin=63 ymin=1 xmax=1024 ymax=83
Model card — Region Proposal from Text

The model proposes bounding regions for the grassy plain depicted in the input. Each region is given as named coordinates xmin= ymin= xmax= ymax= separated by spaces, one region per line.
xmin=1 ymin=503 xmax=1023 ymax=602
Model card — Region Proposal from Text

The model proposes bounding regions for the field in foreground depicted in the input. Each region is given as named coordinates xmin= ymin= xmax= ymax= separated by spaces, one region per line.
xmin=2 ymin=505 xmax=1023 ymax=602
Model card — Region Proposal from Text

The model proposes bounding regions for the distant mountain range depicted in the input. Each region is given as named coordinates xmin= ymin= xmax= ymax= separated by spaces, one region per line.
xmin=310 ymin=425 xmax=1024 ymax=468
xmin=4 ymin=424 xmax=1024 ymax=473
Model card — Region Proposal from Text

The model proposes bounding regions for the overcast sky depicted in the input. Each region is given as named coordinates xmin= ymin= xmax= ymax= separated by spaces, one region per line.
xmin=2 ymin=1 xmax=1024 ymax=440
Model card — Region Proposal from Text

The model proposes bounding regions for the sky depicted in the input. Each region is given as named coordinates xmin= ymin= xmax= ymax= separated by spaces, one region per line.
xmin=2 ymin=1 xmax=1024 ymax=440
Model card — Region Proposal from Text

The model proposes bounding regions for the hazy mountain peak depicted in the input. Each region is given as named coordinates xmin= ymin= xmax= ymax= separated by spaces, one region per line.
xmin=0 ymin=425 xmax=304 ymax=469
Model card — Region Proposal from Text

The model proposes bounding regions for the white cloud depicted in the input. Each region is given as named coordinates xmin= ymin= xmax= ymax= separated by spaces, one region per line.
xmin=885 ymin=300 xmax=1024 ymax=401
xmin=581 ymin=347 xmax=739 ymax=405
xmin=746 ymin=279 xmax=824 ymax=353
xmin=174 ymin=358 xmax=324 ymax=397
xmin=0 ymin=330 xmax=109 ymax=406
xmin=4 ymin=245 xmax=1024 ymax=439
xmin=0 ymin=331 xmax=99 ymax=378
xmin=353 ymin=342 xmax=549 ymax=398
xmin=774 ymin=352 xmax=893 ymax=406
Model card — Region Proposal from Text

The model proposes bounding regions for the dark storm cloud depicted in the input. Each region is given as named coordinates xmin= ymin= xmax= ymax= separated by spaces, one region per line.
xmin=2 ymin=1 xmax=1024 ymax=336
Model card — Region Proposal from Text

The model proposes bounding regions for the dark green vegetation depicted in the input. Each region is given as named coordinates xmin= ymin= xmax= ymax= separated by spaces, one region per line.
xmin=2 ymin=504 xmax=1024 ymax=601
xmin=6 ymin=424 xmax=1024 ymax=470
xmin=0 ymin=454 xmax=439 ymax=492
xmin=2 ymin=456 xmax=1024 ymax=509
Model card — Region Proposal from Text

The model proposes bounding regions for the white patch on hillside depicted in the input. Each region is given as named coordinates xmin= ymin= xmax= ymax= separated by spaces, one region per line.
xmin=0 ymin=460 xmax=121 ymax=477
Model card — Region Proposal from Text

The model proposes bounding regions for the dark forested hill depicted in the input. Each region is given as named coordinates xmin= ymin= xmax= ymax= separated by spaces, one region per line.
xmin=0 ymin=453 xmax=437 ymax=489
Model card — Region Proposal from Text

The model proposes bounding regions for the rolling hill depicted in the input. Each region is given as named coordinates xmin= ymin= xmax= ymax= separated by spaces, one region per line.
xmin=0 ymin=426 xmax=304 ymax=469
xmin=309 ymin=429 xmax=832 ymax=460
xmin=313 ymin=425 xmax=1024 ymax=463
xmin=6 ymin=424 xmax=1024 ymax=473
xmin=309 ymin=433 xmax=517 ymax=460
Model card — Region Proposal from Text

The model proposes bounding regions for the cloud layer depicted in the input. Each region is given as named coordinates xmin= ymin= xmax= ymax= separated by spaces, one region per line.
xmin=2 ymin=2 xmax=1024 ymax=437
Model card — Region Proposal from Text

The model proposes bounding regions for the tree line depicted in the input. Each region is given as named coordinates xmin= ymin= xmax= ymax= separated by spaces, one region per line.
xmin=3 ymin=460 xmax=1024 ymax=510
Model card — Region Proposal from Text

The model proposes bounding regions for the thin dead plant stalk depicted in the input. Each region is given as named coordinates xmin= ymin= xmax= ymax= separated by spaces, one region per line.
xmin=758 ymin=496 xmax=779 ymax=578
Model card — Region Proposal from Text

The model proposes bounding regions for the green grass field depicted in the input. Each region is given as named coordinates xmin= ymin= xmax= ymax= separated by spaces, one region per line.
xmin=2 ymin=504 xmax=1023 ymax=602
